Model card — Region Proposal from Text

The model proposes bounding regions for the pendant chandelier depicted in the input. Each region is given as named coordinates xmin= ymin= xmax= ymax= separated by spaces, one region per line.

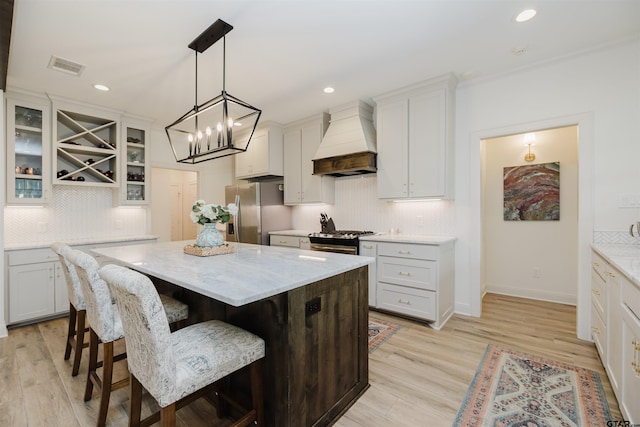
xmin=165 ymin=19 xmax=261 ymax=164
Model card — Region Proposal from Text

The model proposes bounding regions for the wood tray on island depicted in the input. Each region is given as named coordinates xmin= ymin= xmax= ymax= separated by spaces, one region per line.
xmin=183 ymin=243 xmax=235 ymax=257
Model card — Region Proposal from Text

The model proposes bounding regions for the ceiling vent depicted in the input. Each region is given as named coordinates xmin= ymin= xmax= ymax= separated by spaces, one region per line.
xmin=47 ymin=55 xmax=86 ymax=76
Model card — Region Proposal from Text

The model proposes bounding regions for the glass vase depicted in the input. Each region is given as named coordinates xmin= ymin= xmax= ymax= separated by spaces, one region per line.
xmin=196 ymin=223 xmax=224 ymax=247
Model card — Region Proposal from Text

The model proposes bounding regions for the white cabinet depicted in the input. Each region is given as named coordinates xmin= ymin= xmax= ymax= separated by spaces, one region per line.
xmin=373 ymin=73 xmax=457 ymax=200
xmin=591 ymin=251 xmax=608 ymax=361
xmin=116 ymin=117 xmax=150 ymax=205
xmin=591 ymin=247 xmax=640 ymax=422
xmin=283 ymin=113 xmax=334 ymax=205
xmin=235 ymin=122 xmax=284 ymax=179
xmin=5 ymin=93 xmax=51 ymax=205
xmin=621 ymin=278 xmax=640 ymax=424
xmin=5 ymin=237 xmax=157 ymax=325
xmin=270 ymin=234 xmax=310 ymax=249
xmin=52 ymin=99 xmax=120 ymax=187
xmin=607 ymin=265 xmax=624 ymax=397
xmin=7 ymin=247 xmax=62 ymax=323
xmin=359 ymin=241 xmax=377 ymax=307
xmin=369 ymin=239 xmax=454 ymax=329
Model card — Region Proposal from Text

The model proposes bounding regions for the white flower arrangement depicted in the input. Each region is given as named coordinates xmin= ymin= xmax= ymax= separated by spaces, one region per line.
xmin=190 ymin=200 xmax=238 ymax=225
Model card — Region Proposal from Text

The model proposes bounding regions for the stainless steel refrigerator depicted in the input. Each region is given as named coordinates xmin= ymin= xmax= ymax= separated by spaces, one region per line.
xmin=224 ymin=181 xmax=292 ymax=245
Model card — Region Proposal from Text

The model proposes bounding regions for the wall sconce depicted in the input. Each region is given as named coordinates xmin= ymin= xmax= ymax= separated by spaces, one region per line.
xmin=524 ymin=133 xmax=536 ymax=162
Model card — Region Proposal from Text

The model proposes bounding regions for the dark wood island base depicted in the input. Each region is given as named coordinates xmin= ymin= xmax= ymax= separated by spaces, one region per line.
xmin=154 ymin=265 xmax=370 ymax=426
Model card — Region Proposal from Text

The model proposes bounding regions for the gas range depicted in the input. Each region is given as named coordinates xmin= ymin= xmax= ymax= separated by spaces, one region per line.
xmin=308 ymin=230 xmax=375 ymax=255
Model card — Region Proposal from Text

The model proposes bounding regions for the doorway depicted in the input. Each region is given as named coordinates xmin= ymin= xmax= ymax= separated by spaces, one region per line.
xmin=481 ymin=126 xmax=578 ymax=305
xmin=469 ymin=113 xmax=594 ymax=340
xmin=151 ymin=168 xmax=198 ymax=242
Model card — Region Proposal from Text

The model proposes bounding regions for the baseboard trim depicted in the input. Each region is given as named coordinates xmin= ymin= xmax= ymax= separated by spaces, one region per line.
xmin=487 ymin=286 xmax=576 ymax=306
xmin=0 ymin=323 xmax=8 ymax=339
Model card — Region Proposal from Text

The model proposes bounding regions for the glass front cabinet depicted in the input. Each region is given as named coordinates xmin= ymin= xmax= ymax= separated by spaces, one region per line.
xmin=116 ymin=118 xmax=150 ymax=205
xmin=6 ymin=96 xmax=51 ymax=205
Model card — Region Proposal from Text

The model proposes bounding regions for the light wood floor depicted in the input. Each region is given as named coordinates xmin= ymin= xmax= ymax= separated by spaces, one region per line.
xmin=0 ymin=293 xmax=621 ymax=426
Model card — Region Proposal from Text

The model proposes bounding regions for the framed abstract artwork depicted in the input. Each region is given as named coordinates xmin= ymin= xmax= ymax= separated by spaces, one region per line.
xmin=503 ymin=162 xmax=560 ymax=221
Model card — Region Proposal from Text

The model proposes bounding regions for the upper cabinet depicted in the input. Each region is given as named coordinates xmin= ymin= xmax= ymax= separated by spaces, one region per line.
xmin=115 ymin=117 xmax=151 ymax=205
xmin=52 ymin=99 xmax=120 ymax=187
xmin=5 ymin=94 xmax=51 ymax=205
xmin=235 ymin=122 xmax=284 ymax=180
xmin=374 ymin=73 xmax=457 ymax=200
xmin=283 ymin=113 xmax=334 ymax=205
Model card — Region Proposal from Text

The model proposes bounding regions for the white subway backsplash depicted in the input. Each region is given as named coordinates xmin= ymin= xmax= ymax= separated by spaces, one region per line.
xmin=291 ymin=175 xmax=455 ymax=235
xmin=593 ymin=230 xmax=640 ymax=246
xmin=4 ymin=186 xmax=148 ymax=246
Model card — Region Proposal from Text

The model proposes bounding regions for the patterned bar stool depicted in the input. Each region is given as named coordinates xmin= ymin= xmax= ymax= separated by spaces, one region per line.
xmin=51 ymin=241 xmax=87 ymax=377
xmin=66 ymin=249 xmax=189 ymax=427
xmin=99 ymin=264 xmax=265 ymax=427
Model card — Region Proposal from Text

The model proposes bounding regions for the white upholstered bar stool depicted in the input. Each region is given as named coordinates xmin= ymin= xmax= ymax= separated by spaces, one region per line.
xmin=99 ymin=264 xmax=266 ymax=427
xmin=65 ymin=249 xmax=189 ymax=427
xmin=51 ymin=241 xmax=87 ymax=377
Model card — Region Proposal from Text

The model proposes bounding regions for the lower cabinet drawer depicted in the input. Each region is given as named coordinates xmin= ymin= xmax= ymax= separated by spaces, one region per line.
xmin=621 ymin=275 xmax=640 ymax=320
xmin=377 ymin=282 xmax=436 ymax=321
xmin=378 ymin=256 xmax=436 ymax=291
xmin=591 ymin=269 xmax=607 ymax=321
xmin=591 ymin=303 xmax=606 ymax=358
xmin=270 ymin=235 xmax=300 ymax=248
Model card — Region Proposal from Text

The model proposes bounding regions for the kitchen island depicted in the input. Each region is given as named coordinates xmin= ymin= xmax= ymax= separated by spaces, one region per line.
xmin=92 ymin=240 xmax=373 ymax=427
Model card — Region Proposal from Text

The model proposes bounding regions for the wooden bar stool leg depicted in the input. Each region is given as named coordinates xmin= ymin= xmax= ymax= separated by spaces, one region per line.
xmin=84 ymin=329 xmax=99 ymax=401
xmin=128 ymin=374 xmax=143 ymax=427
xmin=160 ymin=403 xmax=176 ymax=427
xmin=97 ymin=341 xmax=115 ymax=427
xmin=65 ymin=303 xmax=77 ymax=361
xmin=251 ymin=359 xmax=265 ymax=426
xmin=71 ymin=309 xmax=86 ymax=376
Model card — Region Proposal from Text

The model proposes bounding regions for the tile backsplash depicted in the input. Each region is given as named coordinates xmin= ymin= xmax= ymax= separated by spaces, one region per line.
xmin=4 ymin=186 xmax=148 ymax=247
xmin=593 ymin=230 xmax=640 ymax=246
xmin=291 ymin=175 xmax=456 ymax=235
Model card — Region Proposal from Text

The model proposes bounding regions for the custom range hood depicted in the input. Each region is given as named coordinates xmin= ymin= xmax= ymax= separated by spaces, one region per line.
xmin=312 ymin=100 xmax=377 ymax=177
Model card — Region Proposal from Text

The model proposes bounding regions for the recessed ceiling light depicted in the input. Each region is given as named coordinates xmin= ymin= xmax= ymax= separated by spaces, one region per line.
xmin=515 ymin=9 xmax=537 ymax=22
xmin=323 ymin=87 xmax=335 ymax=94
xmin=94 ymin=84 xmax=110 ymax=91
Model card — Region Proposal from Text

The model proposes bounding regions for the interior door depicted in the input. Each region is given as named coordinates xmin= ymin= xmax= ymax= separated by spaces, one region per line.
xmin=169 ymin=184 xmax=183 ymax=241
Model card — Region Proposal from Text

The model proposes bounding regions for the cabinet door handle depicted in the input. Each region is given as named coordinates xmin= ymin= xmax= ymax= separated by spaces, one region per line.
xmin=608 ymin=272 xmax=616 ymax=278
xmin=279 ymin=240 xmax=288 ymax=244
xmin=398 ymin=272 xmax=411 ymax=277
xmin=397 ymin=299 xmax=411 ymax=305
xmin=398 ymin=250 xmax=411 ymax=255
xmin=591 ymin=290 xmax=600 ymax=296
xmin=362 ymin=244 xmax=373 ymax=249
xmin=592 ymin=327 xmax=599 ymax=334
xmin=592 ymin=262 xmax=600 ymax=267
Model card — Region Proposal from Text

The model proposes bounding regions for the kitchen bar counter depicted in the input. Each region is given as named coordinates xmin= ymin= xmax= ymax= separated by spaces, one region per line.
xmin=92 ymin=240 xmax=372 ymax=427
xmin=92 ymin=240 xmax=373 ymax=306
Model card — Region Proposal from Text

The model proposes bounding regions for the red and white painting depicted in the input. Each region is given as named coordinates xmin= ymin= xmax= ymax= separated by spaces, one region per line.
xmin=503 ymin=162 xmax=560 ymax=221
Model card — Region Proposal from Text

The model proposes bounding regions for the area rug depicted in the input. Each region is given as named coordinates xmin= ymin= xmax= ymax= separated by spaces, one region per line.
xmin=368 ymin=316 xmax=402 ymax=353
xmin=454 ymin=344 xmax=611 ymax=427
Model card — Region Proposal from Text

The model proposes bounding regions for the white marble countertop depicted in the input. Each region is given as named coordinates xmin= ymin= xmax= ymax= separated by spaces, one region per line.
xmin=591 ymin=243 xmax=640 ymax=288
xmin=4 ymin=235 xmax=159 ymax=251
xmin=268 ymin=230 xmax=317 ymax=237
xmin=92 ymin=240 xmax=374 ymax=307
xmin=360 ymin=234 xmax=457 ymax=244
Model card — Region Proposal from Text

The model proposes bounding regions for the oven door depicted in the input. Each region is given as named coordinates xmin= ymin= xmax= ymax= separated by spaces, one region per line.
xmin=310 ymin=242 xmax=358 ymax=255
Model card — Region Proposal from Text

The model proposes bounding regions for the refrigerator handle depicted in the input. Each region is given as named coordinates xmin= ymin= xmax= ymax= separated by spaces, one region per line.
xmin=234 ymin=194 xmax=241 ymax=242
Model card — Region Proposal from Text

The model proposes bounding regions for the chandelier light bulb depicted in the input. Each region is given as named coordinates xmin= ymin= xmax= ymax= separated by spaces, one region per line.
xmin=206 ymin=126 xmax=212 ymax=136
xmin=187 ymin=134 xmax=194 ymax=142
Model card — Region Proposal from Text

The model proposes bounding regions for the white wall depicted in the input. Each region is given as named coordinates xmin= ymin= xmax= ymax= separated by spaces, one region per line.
xmin=483 ymin=126 xmax=578 ymax=305
xmin=455 ymin=39 xmax=640 ymax=336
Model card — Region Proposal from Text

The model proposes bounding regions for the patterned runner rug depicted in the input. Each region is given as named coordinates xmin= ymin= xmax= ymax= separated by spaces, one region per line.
xmin=454 ymin=344 xmax=611 ymax=426
xmin=368 ymin=316 xmax=402 ymax=353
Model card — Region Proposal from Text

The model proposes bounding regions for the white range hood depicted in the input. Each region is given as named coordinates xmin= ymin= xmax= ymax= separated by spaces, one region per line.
xmin=312 ymin=100 xmax=377 ymax=177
